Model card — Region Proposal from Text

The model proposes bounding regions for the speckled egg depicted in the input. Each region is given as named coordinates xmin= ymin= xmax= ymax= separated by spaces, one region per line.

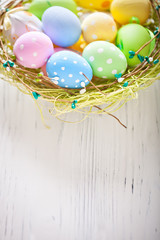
xmin=82 ymin=41 xmax=127 ymax=79
xmin=110 ymin=0 xmax=151 ymax=25
xmin=116 ymin=24 xmax=154 ymax=67
xmin=13 ymin=31 xmax=54 ymax=69
xmin=29 ymin=0 xmax=78 ymax=19
xmin=82 ymin=12 xmax=117 ymax=43
xmin=42 ymin=6 xmax=81 ymax=47
xmin=4 ymin=11 xmax=42 ymax=44
xmin=46 ymin=51 xmax=93 ymax=88
xmin=75 ymin=0 xmax=113 ymax=10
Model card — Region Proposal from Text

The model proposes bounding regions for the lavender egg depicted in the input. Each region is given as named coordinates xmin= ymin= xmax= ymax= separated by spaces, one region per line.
xmin=42 ymin=6 xmax=81 ymax=47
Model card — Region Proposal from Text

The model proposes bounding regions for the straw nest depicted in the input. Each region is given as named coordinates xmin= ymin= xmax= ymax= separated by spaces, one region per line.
xmin=0 ymin=0 xmax=160 ymax=126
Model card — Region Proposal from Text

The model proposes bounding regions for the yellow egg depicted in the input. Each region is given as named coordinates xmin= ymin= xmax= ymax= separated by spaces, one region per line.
xmin=110 ymin=0 xmax=151 ymax=25
xmin=68 ymin=35 xmax=87 ymax=52
xmin=82 ymin=12 xmax=117 ymax=43
xmin=75 ymin=0 xmax=112 ymax=10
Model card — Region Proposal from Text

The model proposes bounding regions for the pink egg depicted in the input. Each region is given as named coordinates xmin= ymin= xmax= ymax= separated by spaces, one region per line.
xmin=54 ymin=47 xmax=66 ymax=53
xmin=41 ymin=47 xmax=66 ymax=74
xmin=41 ymin=63 xmax=47 ymax=76
xmin=13 ymin=31 xmax=54 ymax=69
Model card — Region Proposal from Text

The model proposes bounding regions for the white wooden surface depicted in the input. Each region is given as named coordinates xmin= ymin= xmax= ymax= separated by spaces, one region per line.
xmin=0 ymin=79 xmax=160 ymax=240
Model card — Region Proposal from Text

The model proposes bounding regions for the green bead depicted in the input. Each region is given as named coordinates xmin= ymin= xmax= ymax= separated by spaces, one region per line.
xmin=115 ymin=73 xmax=122 ymax=79
xmin=3 ymin=62 xmax=8 ymax=68
xmin=11 ymin=55 xmax=16 ymax=61
xmin=137 ymin=54 xmax=144 ymax=63
xmin=145 ymin=56 xmax=150 ymax=63
xmin=71 ymin=103 xmax=76 ymax=109
xmin=8 ymin=61 xmax=14 ymax=67
xmin=154 ymin=59 xmax=159 ymax=64
xmin=123 ymin=81 xmax=128 ymax=87
xmin=71 ymin=100 xmax=78 ymax=109
xmin=32 ymin=92 xmax=41 ymax=99
xmin=37 ymin=72 xmax=43 ymax=77
xmin=35 ymin=78 xmax=41 ymax=82
xmin=129 ymin=16 xmax=140 ymax=24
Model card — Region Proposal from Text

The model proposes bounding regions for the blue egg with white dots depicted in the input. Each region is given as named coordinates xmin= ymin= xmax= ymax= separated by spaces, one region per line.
xmin=46 ymin=51 xmax=93 ymax=89
xmin=42 ymin=6 xmax=81 ymax=47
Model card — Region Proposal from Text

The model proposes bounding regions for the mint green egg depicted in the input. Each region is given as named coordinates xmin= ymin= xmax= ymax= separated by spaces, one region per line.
xmin=29 ymin=0 xmax=78 ymax=20
xmin=82 ymin=41 xmax=127 ymax=79
xmin=116 ymin=24 xmax=152 ymax=67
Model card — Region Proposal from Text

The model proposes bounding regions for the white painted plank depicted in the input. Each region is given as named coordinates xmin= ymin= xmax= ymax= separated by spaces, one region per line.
xmin=0 ymin=80 xmax=160 ymax=240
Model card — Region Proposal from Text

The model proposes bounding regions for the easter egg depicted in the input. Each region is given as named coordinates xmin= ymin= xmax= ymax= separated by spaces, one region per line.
xmin=29 ymin=0 xmax=78 ymax=19
xmin=75 ymin=0 xmax=112 ymax=10
xmin=116 ymin=24 xmax=154 ymax=67
xmin=46 ymin=51 xmax=93 ymax=88
xmin=4 ymin=11 xmax=42 ymax=44
xmin=42 ymin=6 xmax=81 ymax=47
xmin=82 ymin=41 xmax=127 ymax=79
xmin=13 ymin=31 xmax=54 ymax=69
xmin=146 ymin=29 xmax=156 ymax=55
xmin=54 ymin=47 xmax=66 ymax=53
xmin=110 ymin=0 xmax=151 ymax=25
xmin=68 ymin=35 xmax=87 ymax=53
xmin=41 ymin=63 xmax=47 ymax=76
xmin=41 ymin=48 xmax=66 ymax=75
xmin=82 ymin=12 xmax=117 ymax=43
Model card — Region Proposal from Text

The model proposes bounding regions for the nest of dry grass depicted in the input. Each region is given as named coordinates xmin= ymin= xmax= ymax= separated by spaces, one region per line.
xmin=0 ymin=0 xmax=160 ymax=127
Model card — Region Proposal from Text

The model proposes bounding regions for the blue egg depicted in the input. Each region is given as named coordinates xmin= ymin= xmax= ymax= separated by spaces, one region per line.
xmin=42 ymin=6 xmax=81 ymax=47
xmin=46 ymin=51 xmax=93 ymax=89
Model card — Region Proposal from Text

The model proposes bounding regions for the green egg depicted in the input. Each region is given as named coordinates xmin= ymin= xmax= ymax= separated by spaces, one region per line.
xmin=82 ymin=41 xmax=127 ymax=79
xmin=29 ymin=0 xmax=78 ymax=20
xmin=146 ymin=29 xmax=156 ymax=55
xmin=116 ymin=24 xmax=153 ymax=67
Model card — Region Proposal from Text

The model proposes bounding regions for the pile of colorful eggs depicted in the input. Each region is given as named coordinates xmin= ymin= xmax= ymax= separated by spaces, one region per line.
xmin=4 ymin=0 xmax=154 ymax=91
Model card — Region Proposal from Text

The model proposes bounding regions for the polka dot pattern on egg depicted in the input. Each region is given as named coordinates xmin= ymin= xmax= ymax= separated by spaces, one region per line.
xmin=82 ymin=12 xmax=117 ymax=43
xmin=13 ymin=31 xmax=54 ymax=69
xmin=82 ymin=41 xmax=127 ymax=79
xmin=46 ymin=51 xmax=93 ymax=89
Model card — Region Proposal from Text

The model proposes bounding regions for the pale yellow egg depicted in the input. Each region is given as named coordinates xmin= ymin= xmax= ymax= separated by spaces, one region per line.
xmin=110 ymin=0 xmax=151 ymax=25
xmin=75 ymin=0 xmax=113 ymax=10
xmin=82 ymin=12 xmax=117 ymax=43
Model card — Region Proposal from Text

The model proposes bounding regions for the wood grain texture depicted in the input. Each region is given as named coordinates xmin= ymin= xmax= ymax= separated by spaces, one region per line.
xmin=0 ymin=79 xmax=160 ymax=240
